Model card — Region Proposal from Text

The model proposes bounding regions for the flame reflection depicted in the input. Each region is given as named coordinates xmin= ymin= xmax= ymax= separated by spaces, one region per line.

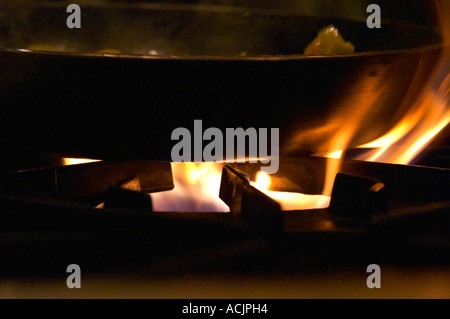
xmin=251 ymin=171 xmax=331 ymax=211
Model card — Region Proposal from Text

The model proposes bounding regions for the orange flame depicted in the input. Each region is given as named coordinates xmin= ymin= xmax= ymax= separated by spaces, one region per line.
xmin=355 ymin=0 xmax=450 ymax=164
xmin=355 ymin=79 xmax=450 ymax=164
xmin=319 ymin=61 xmax=449 ymax=170
xmin=320 ymin=48 xmax=449 ymax=167
xmin=318 ymin=1 xmax=449 ymax=194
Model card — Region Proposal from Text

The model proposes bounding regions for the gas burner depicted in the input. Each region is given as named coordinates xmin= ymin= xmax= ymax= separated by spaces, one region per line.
xmin=1 ymin=155 xmax=449 ymax=277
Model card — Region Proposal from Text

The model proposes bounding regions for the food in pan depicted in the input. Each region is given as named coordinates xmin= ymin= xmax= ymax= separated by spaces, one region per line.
xmin=304 ymin=25 xmax=355 ymax=55
xmin=26 ymin=25 xmax=354 ymax=56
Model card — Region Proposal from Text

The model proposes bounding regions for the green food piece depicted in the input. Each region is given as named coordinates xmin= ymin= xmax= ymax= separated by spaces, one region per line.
xmin=304 ymin=25 xmax=355 ymax=55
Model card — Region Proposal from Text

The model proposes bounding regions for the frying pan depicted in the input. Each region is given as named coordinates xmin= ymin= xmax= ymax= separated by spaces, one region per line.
xmin=0 ymin=1 xmax=444 ymax=161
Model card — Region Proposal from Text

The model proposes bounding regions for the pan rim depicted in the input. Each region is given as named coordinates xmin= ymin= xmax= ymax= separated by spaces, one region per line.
xmin=1 ymin=44 xmax=443 ymax=62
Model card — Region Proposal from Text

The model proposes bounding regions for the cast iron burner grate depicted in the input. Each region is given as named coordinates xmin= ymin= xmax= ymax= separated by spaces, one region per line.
xmin=0 ymin=155 xmax=449 ymax=277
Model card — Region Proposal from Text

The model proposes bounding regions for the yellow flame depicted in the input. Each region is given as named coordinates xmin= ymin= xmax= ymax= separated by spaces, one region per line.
xmin=251 ymin=171 xmax=330 ymax=211
xmin=62 ymin=158 xmax=102 ymax=165
xmin=323 ymin=150 xmax=344 ymax=159
xmin=252 ymin=171 xmax=271 ymax=190
xmin=151 ymin=163 xmax=229 ymax=212
xmin=356 ymin=74 xmax=450 ymax=164
xmin=152 ymin=163 xmax=330 ymax=212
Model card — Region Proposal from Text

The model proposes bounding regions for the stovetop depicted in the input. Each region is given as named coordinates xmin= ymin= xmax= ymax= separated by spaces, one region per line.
xmin=0 ymin=151 xmax=449 ymax=298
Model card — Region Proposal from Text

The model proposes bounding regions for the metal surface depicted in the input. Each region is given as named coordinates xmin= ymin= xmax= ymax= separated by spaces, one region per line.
xmin=219 ymin=165 xmax=282 ymax=233
xmin=0 ymin=2 xmax=444 ymax=160
xmin=0 ymin=196 xmax=254 ymax=276
xmin=235 ymin=155 xmax=450 ymax=207
xmin=1 ymin=160 xmax=173 ymax=204
xmin=0 ymin=155 xmax=449 ymax=290
xmin=1 ymin=159 xmax=449 ymax=279
xmin=329 ymin=173 xmax=388 ymax=225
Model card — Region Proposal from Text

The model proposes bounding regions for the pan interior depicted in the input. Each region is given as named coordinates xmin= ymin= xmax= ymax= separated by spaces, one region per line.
xmin=0 ymin=2 xmax=443 ymax=57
